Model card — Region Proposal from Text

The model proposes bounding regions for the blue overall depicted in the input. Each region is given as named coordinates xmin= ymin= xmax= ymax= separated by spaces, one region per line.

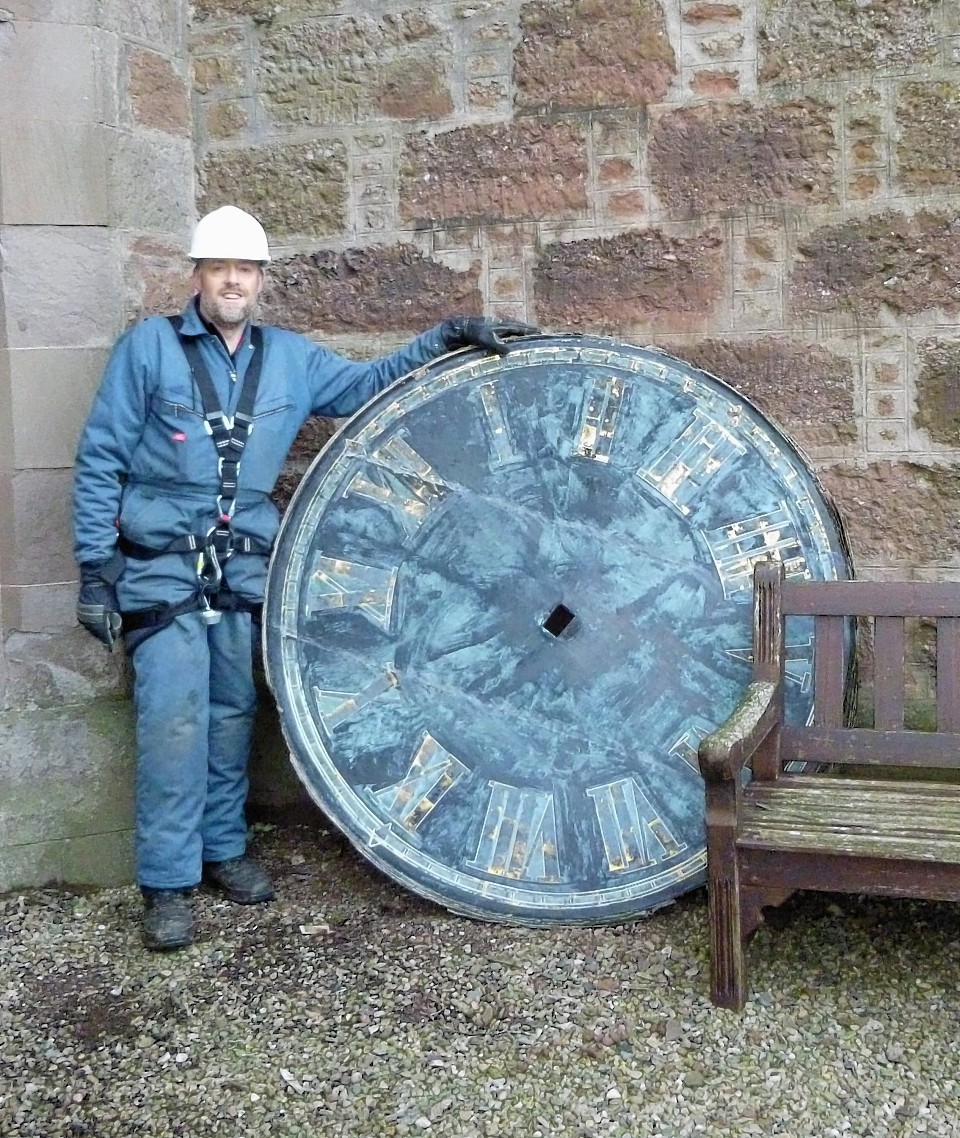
xmin=73 ymin=298 xmax=449 ymax=889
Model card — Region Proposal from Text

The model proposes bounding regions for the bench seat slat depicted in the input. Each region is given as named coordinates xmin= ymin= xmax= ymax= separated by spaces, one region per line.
xmin=738 ymin=830 xmax=960 ymax=863
xmin=740 ymin=777 xmax=960 ymax=862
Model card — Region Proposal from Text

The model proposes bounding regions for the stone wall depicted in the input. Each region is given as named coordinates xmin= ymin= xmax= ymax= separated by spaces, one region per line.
xmin=0 ymin=0 xmax=194 ymax=889
xmin=190 ymin=0 xmax=960 ymax=580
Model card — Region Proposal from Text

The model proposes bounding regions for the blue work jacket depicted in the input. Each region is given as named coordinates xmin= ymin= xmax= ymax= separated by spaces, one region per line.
xmin=73 ymin=297 xmax=450 ymax=608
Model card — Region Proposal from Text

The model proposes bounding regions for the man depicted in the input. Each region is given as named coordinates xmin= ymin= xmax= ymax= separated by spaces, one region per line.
xmin=73 ymin=204 xmax=536 ymax=950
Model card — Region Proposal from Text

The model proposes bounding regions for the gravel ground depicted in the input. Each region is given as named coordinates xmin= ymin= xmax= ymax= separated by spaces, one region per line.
xmin=2 ymin=821 xmax=959 ymax=1138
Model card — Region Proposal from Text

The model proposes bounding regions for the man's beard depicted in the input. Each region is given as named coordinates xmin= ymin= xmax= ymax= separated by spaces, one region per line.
xmin=199 ymin=292 xmax=258 ymax=330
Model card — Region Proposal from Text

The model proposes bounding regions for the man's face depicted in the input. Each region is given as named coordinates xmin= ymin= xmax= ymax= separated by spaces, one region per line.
xmin=193 ymin=259 xmax=265 ymax=329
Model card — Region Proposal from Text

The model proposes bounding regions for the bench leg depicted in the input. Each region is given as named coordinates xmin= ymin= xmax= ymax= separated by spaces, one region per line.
xmin=710 ymin=873 xmax=746 ymax=1010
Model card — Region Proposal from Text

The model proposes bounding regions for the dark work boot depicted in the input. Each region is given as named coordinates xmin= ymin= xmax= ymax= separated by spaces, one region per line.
xmin=202 ymin=856 xmax=275 ymax=904
xmin=141 ymin=887 xmax=196 ymax=951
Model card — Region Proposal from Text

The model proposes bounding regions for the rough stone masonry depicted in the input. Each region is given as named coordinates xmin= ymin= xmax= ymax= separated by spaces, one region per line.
xmin=183 ymin=0 xmax=960 ymax=580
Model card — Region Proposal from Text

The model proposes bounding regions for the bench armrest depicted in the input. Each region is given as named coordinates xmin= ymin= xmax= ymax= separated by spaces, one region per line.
xmin=698 ymin=680 xmax=781 ymax=783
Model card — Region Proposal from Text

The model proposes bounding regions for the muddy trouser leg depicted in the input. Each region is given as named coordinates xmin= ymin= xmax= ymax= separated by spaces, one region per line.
xmin=200 ymin=610 xmax=258 ymax=864
xmin=132 ymin=613 xmax=211 ymax=890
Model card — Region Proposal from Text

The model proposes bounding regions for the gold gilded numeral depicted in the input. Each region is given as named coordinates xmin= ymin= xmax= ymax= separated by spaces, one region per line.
xmin=638 ymin=409 xmax=746 ymax=516
xmin=304 ymin=553 xmax=397 ymax=631
xmin=587 ymin=777 xmax=686 ymax=873
xmin=312 ymin=668 xmax=398 ymax=731
xmin=573 ymin=375 xmax=625 ymax=463
xmin=467 ymin=782 xmax=563 ymax=882
xmin=702 ymin=504 xmax=807 ymax=599
xmin=370 ymin=733 xmax=468 ymax=832
xmin=345 ymin=434 xmax=450 ymax=541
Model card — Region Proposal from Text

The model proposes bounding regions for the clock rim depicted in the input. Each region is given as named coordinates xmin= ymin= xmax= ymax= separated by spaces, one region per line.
xmin=263 ymin=334 xmax=853 ymax=924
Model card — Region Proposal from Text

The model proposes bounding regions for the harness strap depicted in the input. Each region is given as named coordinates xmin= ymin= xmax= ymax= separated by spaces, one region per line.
xmin=119 ymin=534 xmax=272 ymax=560
xmin=170 ymin=314 xmax=265 ymax=556
xmin=121 ymin=590 xmax=263 ymax=652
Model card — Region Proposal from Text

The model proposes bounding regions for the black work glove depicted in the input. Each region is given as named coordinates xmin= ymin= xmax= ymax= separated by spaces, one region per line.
xmin=440 ymin=316 xmax=540 ymax=357
xmin=77 ymin=565 xmax=122 ymax=651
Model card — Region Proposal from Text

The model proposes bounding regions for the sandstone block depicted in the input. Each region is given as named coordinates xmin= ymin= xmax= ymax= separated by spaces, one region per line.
xmin=400 ymin=121 xmax=588 ymax=225
xmin=105 ymin=0 xmax=188 ymax=54
xmin=192 ymin=0 xmax=332 ymax=18
xmin=0 ymin=120 xmax=110 ymax=225
xmin=258 ymin=12 xmax=450 ymax=126
xmin=124 ymin=237 xmax=195 ymax=322
xmin=0 ymin=699 xmax=135 ymax=888
xmin=109 ymin=133 xmax=195 ymax=234
xmin=468 ymin=79 xmax=510 ymax=112
xmin=0 ymin=20 xmax=108 ymax=122
xmin=260 ymin=245 xmax=481 ymax=335
xmin=604 ymin=190 xmax=649 ymax=222
xmin=649 ymin=99 xmax=835 ymax=215
xmin=819 ymin=461 xmax=960 ymax=567
xmin=790 ymin=212 xmax=960 ymax=319
xmin=129 ymin=48 xmax=190 ymax=135
xmin=515 ymin=0 xmax=675 ymax=111
xmin=6 ymin=347 xmax=108 ymax=468
xmin=534 ymin=228 xmax=724 ymax=332
xmin=2 ymin=627 xmax=129 ymax=712
xmin=203 ymin=99 xmax=252 ymax=142
xmin=689 ymin=69 xmax=739 ymax=97
xmin=683 ymin=337 xmax=855 ymax=449
xmin=200 ymin=141 xmax=348 ymax=239
xmin=5 ymin=468 xmax=77 ymax=586
xmin=1 ymin=226 xmax=123 ymax=349
xmin=683 ymin=3 xmax=743 ymax=23
xmin=914 ymin=339 xmax=960 ymax=447
xmin=866 ymin=421 xmax=908 ymax=454
xmin=897 ymin=82 xmax=960 ymax=191
xmin=192 ymin=52 xmax=246 ymax=96
xmin=759 ymin=0 xmax=940 ymax=85
xmin=1 ymin=583 xmax=79 ymax=637
xmin=189 ymin=23 xmax=245 ymax=55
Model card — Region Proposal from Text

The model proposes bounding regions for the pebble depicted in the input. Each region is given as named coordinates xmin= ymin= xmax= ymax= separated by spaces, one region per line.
xmin=1 ymin=823 xmax=959 ymax=1137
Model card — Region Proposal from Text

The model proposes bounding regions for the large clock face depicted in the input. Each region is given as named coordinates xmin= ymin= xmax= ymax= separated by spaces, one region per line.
xmin=264 ymin=337 xmax=850 ymax=924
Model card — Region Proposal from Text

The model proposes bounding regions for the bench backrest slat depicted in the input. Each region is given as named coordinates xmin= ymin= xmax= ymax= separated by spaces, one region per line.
xmin=782 ymin=579 xmax=960 ymax=618
xmin=874 ymin=616 xmax=906 ymax=730
xmin=813 ymin=614 xmax=846 ymax=727
xmin=937 ymin=618 xmax=960 ymax=732
xmin=781 ymin=725 xmax=960 ymax=766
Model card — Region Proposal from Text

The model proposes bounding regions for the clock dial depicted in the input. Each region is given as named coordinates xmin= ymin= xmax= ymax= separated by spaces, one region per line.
xmin=264 ymin=337 xmax=850 ymax=924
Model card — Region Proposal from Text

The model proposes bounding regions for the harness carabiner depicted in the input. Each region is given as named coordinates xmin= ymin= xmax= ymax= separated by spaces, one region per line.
xmin=196 ymin=540 xmax=224 ymax=625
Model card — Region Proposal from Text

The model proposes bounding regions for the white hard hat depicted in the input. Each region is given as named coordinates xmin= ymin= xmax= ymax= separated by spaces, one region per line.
xmin=189 ymin=205 xmax=271 ymax=263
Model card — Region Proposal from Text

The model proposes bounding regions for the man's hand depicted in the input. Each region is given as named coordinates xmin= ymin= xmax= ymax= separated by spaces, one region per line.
xmin=77 ymin=566 xmax=122 ymax=651
xmin=440 ymin=316 xmax=540 ymax=357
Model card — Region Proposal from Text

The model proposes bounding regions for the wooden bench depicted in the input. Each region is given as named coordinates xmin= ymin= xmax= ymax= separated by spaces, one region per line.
xmin=698 ymin=560 xmax=960 ymax=1010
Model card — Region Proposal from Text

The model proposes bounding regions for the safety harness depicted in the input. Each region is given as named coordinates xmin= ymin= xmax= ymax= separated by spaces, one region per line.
xmin=120 ymin=316 xmax=268 ymax=648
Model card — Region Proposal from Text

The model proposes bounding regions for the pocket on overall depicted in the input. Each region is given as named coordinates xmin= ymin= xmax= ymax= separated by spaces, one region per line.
xmin=241 ymin=395 xmax=297 ymax=492
xmin=139 ymin=395 xmax=213 ymax=482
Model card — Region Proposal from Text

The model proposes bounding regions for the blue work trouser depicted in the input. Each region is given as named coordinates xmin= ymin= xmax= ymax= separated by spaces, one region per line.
xmin=131 ymin=609 xmax=257 ymax=890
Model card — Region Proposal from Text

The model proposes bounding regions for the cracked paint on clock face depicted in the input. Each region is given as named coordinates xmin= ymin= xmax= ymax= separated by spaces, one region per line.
xmin=264 ymin=337 xmax=851 ymax=924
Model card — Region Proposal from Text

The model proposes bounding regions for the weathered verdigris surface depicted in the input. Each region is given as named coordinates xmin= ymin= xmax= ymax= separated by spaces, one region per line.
xmin=265 ymin=340 xmax=849 ymax=922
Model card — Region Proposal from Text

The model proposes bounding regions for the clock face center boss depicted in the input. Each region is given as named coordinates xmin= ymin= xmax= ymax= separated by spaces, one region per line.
xmin=264 ymin=337 xmax=850 ymax=924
